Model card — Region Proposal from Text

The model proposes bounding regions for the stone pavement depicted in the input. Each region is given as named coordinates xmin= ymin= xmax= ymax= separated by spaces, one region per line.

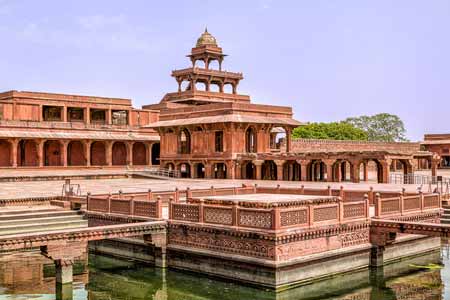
xmin=0 ymin=177 xmax=425 ymax=200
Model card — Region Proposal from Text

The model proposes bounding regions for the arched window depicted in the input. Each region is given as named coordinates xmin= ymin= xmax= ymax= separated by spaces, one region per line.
xmin=245 ymin=127 xmax=257 ymax=153
xmin=178 ymin=128 xmax=191 ymax=154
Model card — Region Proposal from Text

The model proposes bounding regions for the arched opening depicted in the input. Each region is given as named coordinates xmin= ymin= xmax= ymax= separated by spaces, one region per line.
xmin=133 ymin=142 xmax=147 ymax=165
xmin=181 ymin=80 xmax=190 ymax=91
xmin=283 ymin=161 xmax=301 ymax=181
xmin=270 ymin=127 xmax=286 ymax=150
xmin=178 ymin=163 xmax=191 ymax=178
xmin=359 ymin=159 xmax=383 ymax=183
xmin=165 ymin=162 xmax=175 ymax=171
xmin=195 ymin=163 xmax=206 ymax=179
xmin=223 ymin=83 xmax=233 ymax=94
xmin=209 ymin=82 xmax=220 ymax=92
xmin=44 ymin=140 xmax=62 ymax=166
xmin=195 ymin=59 xmax=206 ymax=68
xmin=0 ymin=140 xmax=11 ymax=167
xmin=208 ymin=59 xmax=220 ymax=70
xmin=17 ymin=140 xmax=38 ymax=167
xmin=307 ymin=160 xmax=326 ymax=181
xmin=262 ymin=160 xmax=277 ymax=180
xmin=90 ymin=141 xmax=106 ymax=166
xmin=68 ymin=141 xmax=85 ymax=166
xmin=112 ymin=142 xmax=127 ymax=165
xmin=214 ymin=163 xmax=227 ymax=179
xmin=195 ymin=81 xmax=207 ymax=91
xmin=178 ymin=129 xmax=191 ymax=154
xmin=332 ymin=160 xmax=352 ymax=182
xmin=242 ymin=161 xmax=256 ymax=179
xmin=152 ymin=143 xmax=160 ymax=165
xmin=245 ymin=127 xmax=257 ymax=153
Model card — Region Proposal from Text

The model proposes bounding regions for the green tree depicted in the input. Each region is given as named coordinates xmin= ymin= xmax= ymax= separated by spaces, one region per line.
xmin=292 ymin=122 xmax=368 ymax=140
xmin=344 ymin=113 xmax=408 ymax=142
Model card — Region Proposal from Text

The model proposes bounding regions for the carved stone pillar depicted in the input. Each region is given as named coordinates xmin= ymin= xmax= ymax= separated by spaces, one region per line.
xmin=254 ymin=160 xmax=264 ymax=180
xmin=127 ymin=141 xmax=134 ymax=166
xmin=85 ymin=141 xmax=92 ymax=167
xmin=205 ymin=162 xmax=213 ymax=179
xmin=285 ymin=128 xmax=292 ymax=153
xmin=105 ymin=141 xmax=113 ymax=166
xmin=363 ymin=162 xmax=368 ymax=181
xmin=55 ymin=259 xmax=74 ymax=285
xmin=274 ymin=160 xmax=284 ymax=181
xmin=297 ymin=159 xmax=309 ymax=181
xmin=322 ymin=159 xmax=335 ymax=182
xmin=379 ymin=159 xmax=391 ymax=184
xmin=37 ymin=139 xmax=45 ymax=167
xmin=147 ymin=142 xmax=153 ymax=166
xmin=350 ymin=160 xmax=361 ymax=183
xmin=10 ymin=139 xmax=18 ymax=168
xmin=60 ymin=140 xmax=69 ymax=167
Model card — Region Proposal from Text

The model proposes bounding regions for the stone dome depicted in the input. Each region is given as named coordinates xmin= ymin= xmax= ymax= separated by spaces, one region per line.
xmin=196 ymin=28 xmax=218 ymax=47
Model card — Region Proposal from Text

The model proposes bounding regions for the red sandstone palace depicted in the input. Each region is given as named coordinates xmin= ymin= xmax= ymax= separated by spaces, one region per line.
xmin=0 ymin=29 xmax=442 ymax=182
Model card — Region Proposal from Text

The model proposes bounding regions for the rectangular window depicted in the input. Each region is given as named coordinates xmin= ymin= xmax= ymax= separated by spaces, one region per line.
xmin=112 ymin=110 xmax=128 ymax=126
xmin=67 ymin=107 xmax=84 ymax=122
xmin=42 ymin=106 xmax=63 ymax=121
xmin=215 ymin=131 xmax=224 ymax=152
xmin=90 ymin=109 xmax=106 ymax=124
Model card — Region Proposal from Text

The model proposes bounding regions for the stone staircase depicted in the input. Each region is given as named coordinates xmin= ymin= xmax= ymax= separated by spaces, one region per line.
xmin=441 ymin=204 xmax=450 ymax=225
xmin=0 ymin=206 xmax=88 ymax=236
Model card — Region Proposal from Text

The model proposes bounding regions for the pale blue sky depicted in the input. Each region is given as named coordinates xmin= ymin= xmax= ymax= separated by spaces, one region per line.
xmin=1 ymin=0 xmax=449 ymax=140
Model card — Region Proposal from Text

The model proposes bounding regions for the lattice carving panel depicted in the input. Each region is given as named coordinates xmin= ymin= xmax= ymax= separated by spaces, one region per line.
xmin=204 ymin=207 xmax=233 ymax=225
xmin=403 ymin=197 xmax=420 ymax=211
xmin=280 ymin=209 xmax=307 ymax=227
xmin=381 ymin=199 xmax=400 ymax=214
xmin=424 ymin=195 xmax=439 ymax=208
xmin=89 ymin=198 xmax=108 ymax=212
xmin=134 ymin=201 xmax=157 ymax=217
xmin=238 ymin=210 xmax=272 ymax=229
xmin=172 ymin=204 xmax=200 ymax=222
xmin=313 ymin=206 xmax=338 ymax=222
xmin=343 ymin=203 xmax=365 ymax=219
xmin=110 ymin=200 xmax=131 ymax=215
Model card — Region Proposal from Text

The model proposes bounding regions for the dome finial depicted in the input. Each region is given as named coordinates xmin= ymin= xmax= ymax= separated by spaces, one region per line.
xmin=196 ymin=27 xmax=218 ymax=47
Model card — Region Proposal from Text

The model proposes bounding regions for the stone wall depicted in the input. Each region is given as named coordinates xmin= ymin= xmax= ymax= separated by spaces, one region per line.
xmin=291 ymin=139 xmax=421 ymax=153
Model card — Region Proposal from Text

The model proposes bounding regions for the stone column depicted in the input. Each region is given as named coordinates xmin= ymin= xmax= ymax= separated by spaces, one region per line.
xmin=127 ymin=142 xmax=134 ymax=166
xmin=62 ymin=106 xmax=68 ymax=122
xmin=285 ymin=128 xmax=292 ymax=153
xmin=147 ymin=142 xmax=153 ymax=166
xmin=275 ymin=160 xmax=284 ymax=181
xmin=350 ymin=161 xmax=361 ymax=183
xmin=105 ymin=141 xmax=113 ymax=166
xmin=297 ymin=159 xmax=309 ymax=181
xmin=55 ymin=259 xmax=74 ymax=285
xmin=323 ymin=159 xmax=335 ymax=182
xmin=254 ymin=160 xmax=264 ymax=180
xmin=10 ymin=139 xmax=18 ymax=168
xmin=85 ymin=141 xmax=92 ymax=167
xmin=380 ymin=159 xmax=391 ymax=184
xmin=204 ymin=162 xmax=213 ymax=179
xmin=85 ymin=108 xmax=90 ymax=124
xmin=60 ymin=141 xmax=69 ymax=167
xmin=144 ymin=231 xmax=167 ymax=268
xmin=37 ymin=140 xmax=45 ymax=167
xmin=363 ymin=162 xmax=368 ymax=181
xmin=106 ymin=109 xmax=112 ymax=125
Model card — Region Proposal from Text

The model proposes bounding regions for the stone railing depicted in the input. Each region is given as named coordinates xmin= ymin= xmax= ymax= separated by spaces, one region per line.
xmin=169 ymin=198 xmax=369 ymax=230
xmin=374 ymin=193 xmax=441 ymax=218
xmin=87 ymin=194 xmax=163 ymax=219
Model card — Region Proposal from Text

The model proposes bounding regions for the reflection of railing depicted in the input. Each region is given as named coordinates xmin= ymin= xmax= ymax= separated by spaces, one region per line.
xmin=142 ymin=167 xmax=181 ymax=178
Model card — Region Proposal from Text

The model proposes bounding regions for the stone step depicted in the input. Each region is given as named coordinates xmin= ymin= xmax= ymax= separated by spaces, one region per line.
xmin=0 ymin=210 xmax=80 ymax=221
xmin=0 ymin=220 xmax=88 ymax=235
xmin=0 ymin=207 xmax=60 ymax=216
xmin=441 ymin=215 xmax=450 ymax=220
xmin=0 ymin=215 xmax=84 ymax=227
xmin=441 ymin=219 xmax=450 ymax=225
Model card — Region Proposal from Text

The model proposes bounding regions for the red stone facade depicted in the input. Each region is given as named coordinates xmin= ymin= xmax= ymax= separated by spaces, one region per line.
xmin=422 ymin=134 xmax=450 ymax=168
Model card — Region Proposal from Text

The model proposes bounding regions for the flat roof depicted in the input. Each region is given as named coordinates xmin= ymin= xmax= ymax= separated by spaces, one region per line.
xmin=199 ymin=193 xmax=337 ymax=207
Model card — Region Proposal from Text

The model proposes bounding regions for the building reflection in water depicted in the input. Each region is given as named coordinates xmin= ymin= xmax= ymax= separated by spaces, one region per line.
xmin=0 ymin=248 xmax=447 ymax=300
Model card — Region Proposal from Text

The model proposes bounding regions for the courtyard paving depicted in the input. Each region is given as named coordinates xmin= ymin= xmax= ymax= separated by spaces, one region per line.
xmin=0 ymin=168 xmax=447 ymax=200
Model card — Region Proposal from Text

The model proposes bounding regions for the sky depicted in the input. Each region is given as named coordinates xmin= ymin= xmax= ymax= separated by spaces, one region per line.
xmin=0 ymin=0 xmax=449 ymax=141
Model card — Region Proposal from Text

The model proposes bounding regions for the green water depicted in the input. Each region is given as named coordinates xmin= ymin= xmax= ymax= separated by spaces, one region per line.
xmin=0 ymin=247 xmax=449 ymax=300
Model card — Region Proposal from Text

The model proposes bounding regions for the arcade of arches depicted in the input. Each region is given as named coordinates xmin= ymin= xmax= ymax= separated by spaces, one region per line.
xmin=0 ymin=139 xmax=159 ymax=168
xmin=162 ymin=153 xmax=438 ymax=184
